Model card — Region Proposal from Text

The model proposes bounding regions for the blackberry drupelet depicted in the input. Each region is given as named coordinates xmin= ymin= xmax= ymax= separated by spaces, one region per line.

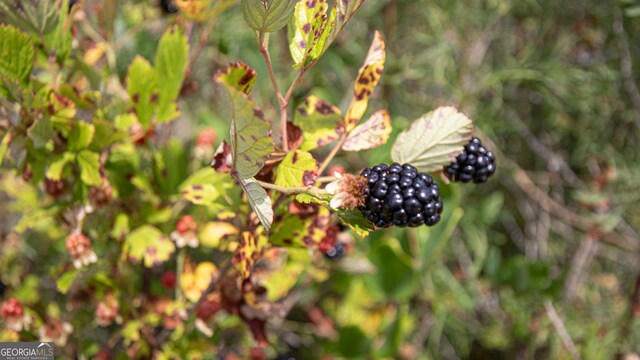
xmin=445 ymin=137 xmax=496 ymax=183
xmin=360 ymin=163 xmax=443 ymax=228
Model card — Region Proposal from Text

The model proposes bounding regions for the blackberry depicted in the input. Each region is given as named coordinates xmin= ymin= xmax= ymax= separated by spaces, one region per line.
xmin=444 ymin=137 xmax=496 ymax=183
xmin=324 ymin=242 xmax=345 ymax=260
xmin=360 ymin=163 xmax=443 ymax=228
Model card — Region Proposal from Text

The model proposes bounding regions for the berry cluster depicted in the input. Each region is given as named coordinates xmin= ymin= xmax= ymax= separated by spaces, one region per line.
xmin=360 ymin=163 xmax=443 ymax=228
xmin=445 ymin=137 xmax=496 ymax=183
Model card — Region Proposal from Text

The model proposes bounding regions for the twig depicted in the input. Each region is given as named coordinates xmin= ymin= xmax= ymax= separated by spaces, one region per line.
xmin=256 ymin=180 xmax=329 ymax=197
xmin=316 ymin=176 xmax=337 ymax=183
xmin=185 ymin=18 xmax=217 ymax=80
xmin=258 ymin=32 xmax=288 ymax=151
xmin=318 ymin=134 xmax=347 ymax=175
xmin=563 ymin=231 xmax=599 ymax=303
xmin=613 ymin=8 xmax=640 ymax=128
xmin=544 ymin=300 xmax=581 ymax=360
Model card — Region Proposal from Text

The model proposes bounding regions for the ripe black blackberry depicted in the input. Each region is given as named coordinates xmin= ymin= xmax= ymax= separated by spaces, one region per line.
xmin=360 ymin=163 xmax=443 ymax=228
xmin=324 ymin=242 xmax=345 ymax=260
xmin=444 ymin=137 xmax=496 ymax=183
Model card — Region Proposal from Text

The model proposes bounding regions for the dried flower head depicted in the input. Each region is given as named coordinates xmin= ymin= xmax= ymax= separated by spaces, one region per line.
xmin=39 ymin=319 xmax=73 ymax=346
xmin=1 ymin=298 xmax=31 ymax=332
xmin=325 ymin=173 xmax=368 ymax=210
xmin=96 ymin=294 xmax=120 ymax=327
xmin=65 ymin=232 xmax=98 ymax=269
xmin=170 ymin=215 xmax=199 ymax=248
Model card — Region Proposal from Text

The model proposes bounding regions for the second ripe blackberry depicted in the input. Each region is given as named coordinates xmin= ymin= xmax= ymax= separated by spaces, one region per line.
xmin=360 ymin=163 xmax=443 ymax=228
xmin=444 ymin=137 xmax=496 ymax=183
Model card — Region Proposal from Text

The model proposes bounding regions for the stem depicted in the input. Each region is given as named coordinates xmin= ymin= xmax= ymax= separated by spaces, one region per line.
xmin=316 ymin=176 xmax=338 ymax=183
xmin=185 ymin=18 xmax=217 ymax=80
xmin=175 ymin=249 xmax=186 ymax=301
xmin=256 ymin=180 xmax=329 ymax=197
xmin=284 ymin=69 xmax=306 ymax=104
xmin=318 ymin=134 xmax=347 ymax=175
xmin=257 ymin=32 xmax=290 ymax=151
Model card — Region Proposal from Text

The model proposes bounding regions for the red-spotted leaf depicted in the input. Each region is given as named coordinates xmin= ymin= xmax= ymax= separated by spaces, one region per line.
xmin=391 ymin=106 xmax=474 ymax=173
xmin=270 ymin=205 xmax=331 ymax=247
xmin=288 ymin=0 xmax=331 ymax=66
xmin=274 ymin=150 xmax=318 ymax=188
xmin=127 ymin=56 xmax=158 ymax=127
xmin=344 ymin=30 xmax=386 ymax=131
xmin=343 ymin=109 xmax=391 ymax=151
xmin=215 ymin=62 xmax=273 ymax=179
xmin=123 ymin=225 xmax=176 ymax=267
xmin=293 ymin=95 xmax=343 ymax=151
xmin=233 ymin=231 xmax=269 ymax=278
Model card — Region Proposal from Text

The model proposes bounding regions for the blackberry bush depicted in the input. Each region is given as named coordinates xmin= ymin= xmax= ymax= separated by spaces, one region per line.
xmin=360 ymin=163 xmax=443 ymax=228
xmin=444 ymin=137 xmax=496 ymax=183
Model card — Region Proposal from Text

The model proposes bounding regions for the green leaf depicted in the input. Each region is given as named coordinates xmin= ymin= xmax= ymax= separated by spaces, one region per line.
xmin=127 ymin=56 xmax=159 ymax=127
xmin=344 ymin=31 xmax=386 ymax=130
xmin=338 ymin=325 xmax=370 ymax=358
xmin=270 ymin=207 xmax=331 ymax=247
xmin=336 ymin=209 xmax=374 ymax=239
xmin=180 ymin=167 xmax=235 ymax=205
xmin=274 ymin=150 xmax=318 ymax=188
xmin=155 ymin=26 xmax=188 ymax=123
xmin=111 ymin=213 xmax=130 ymax=240
xmin=343 ymin=109 xmax=391 ymax=151
xmin=68 ymin=121 xmax=95 ymax=152
xmin=77 ymin=150 xmax=102 ymax=186
xmin=92 ymin=119 xmax=129 ymax=148
xmin=0 ymin=25 xmax=34 ymax=83
xmin=293 ymin=95 xmax=343 ymax=151
xmin=181 ymin=184 xmax=221 ymax=205
xmin=51 ymin=0 xmax=72 ymax=62
xmin=123 ymin=225 xmax=176 ymax=267
xmin=56 ymin=269 xmax=79 ymax=294
xmin=391 ymin=106 xmax=474 ymax=173
xmin=27 ymin=117 xmax=53 ymax=149
xmin=288 ymin=0 xmax=330 ymax=66
xmin=365 ymin=238 xmax=417 ymax=301
xmin=241 ymin=0 xmax=296 ymax=33
xmin=46 ymin=152 xmax=75 ymax=180
xmin=236 ymin=175 xmax=274 ymax=231
xmin=215 ymin=62 xmax=274 ymax=179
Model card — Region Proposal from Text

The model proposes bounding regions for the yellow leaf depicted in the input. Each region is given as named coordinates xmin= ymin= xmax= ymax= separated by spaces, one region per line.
xmin=199 ymin=222 xmax=239 ymax=248
xmin=343 ymin=110 xmax=392 ymax=151
xmin=83 ymin=43 xmax=105 ymax=66
xmin=181 ymin=260 xmax=218 ymax=302
xmin=233 ymin=231 xmax=268 ymax=278
xmin=344 ymin=31 xmax=386 ymax=131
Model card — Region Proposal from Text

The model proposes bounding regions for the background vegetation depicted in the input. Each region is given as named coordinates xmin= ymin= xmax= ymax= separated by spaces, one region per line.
xmin=2 ymin=0 xmax=640 ymax=359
